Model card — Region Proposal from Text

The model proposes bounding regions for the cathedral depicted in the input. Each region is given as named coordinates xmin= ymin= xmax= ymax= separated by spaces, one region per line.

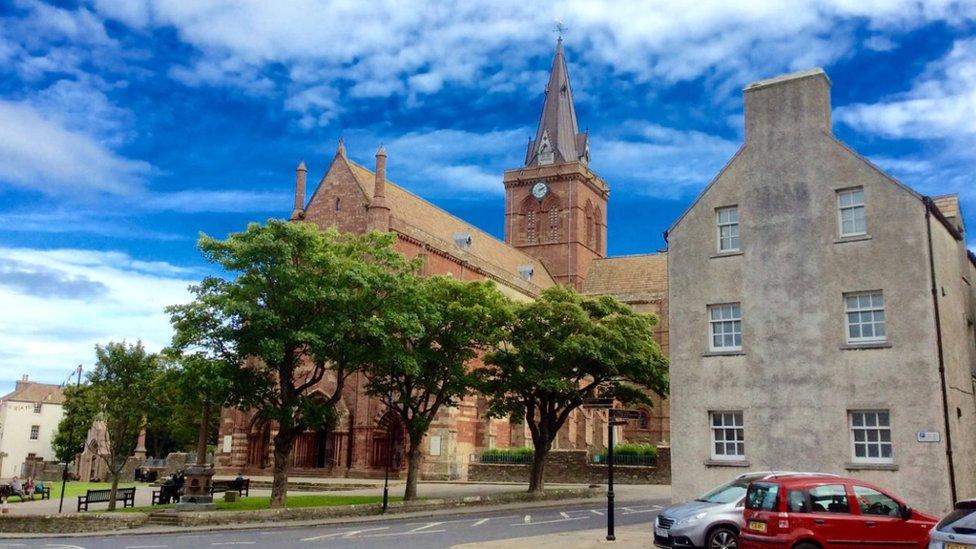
xmin=215 ymin=39 xmax=669 ymax=479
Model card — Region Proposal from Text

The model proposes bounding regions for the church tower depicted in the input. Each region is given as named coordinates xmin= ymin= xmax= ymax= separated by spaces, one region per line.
xmin=503 ymin=38 xmax=609 ymax=289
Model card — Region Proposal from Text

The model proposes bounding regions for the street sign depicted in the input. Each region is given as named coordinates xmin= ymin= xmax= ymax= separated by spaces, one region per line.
xmin=583 ymin=398 xmax=614 ymax=409
xmin=610 ymin=409 xmax=642 ymax=419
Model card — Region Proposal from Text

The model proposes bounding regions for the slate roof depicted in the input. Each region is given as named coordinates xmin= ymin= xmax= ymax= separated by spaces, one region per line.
xmin=582 ymin=253 xmax=668 ymax=303
xmin=341 ymin=157 xmax=557 ymax=296
xmin=0 ymin=381 xmax=65 ymax=405
xmin=525 ymin=38 xmax=588 ymax=166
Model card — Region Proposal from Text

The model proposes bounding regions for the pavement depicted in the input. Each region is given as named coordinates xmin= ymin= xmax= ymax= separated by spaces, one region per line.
xmin=3 ymin=488 xmax=667 ymax=548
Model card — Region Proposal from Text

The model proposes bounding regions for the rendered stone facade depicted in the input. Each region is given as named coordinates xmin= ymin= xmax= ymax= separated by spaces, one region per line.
xmin=667 ymin=68 xmax=976 ymax=515
xmin=0 ymin=375 xmax=64 ymax=478
xmin=216 ymin=40 xmax=672 ymax=481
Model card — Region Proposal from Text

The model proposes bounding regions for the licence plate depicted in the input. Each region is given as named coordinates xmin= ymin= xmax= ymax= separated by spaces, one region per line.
xmin=655 ymin=527 xmax=669 ymax=538
xmin=947 ymin=544 xmax=974 ymax=549
xmin=748 ymin=520 xmax=767 ymax=533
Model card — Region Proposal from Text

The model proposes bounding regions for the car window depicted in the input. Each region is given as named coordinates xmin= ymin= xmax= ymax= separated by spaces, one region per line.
xmin=853 ymin=486 xmax=899 ymax=517
xmin=808 ymin=484 xmax=850 ymax=514
xmin=937 ymin=506 xmax=976 ymax=531
xmin=788 ymin=490 xmax=809 ymax=513
xmin=745 ymin=482 xmax=779 ymax=511
xmin=698 ymin=478 xmax=753 ymax=504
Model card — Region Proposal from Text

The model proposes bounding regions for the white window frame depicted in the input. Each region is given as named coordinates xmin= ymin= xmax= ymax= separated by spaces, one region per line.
xmin=849 ymin=410 xmax=893 ymax=464
xmin=29 ymin=425 xmax=39 ymax=441
xmin=33 ymin=402 xmax=42 ymax=414
xmin=845 ymin=291 xmax=886 ymax=344
xmin=709 ymin=303 xmax=742 ymax=352
xmin=837 ymin=188 xmax=866 ymax=237
xmin=716 ymin=206 xmax=740 ymax=253
xmin=709 ymin=411 xmax=745 ymax=461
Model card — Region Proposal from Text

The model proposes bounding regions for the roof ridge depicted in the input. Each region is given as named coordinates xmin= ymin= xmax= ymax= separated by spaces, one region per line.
xmin=344 ymin=158 xmax=549 ymax=268
xmin=595 ymin=252 xmax=667 ymax=260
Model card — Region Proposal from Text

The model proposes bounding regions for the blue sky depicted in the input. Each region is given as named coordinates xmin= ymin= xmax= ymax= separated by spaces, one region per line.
xmin=1 ymin=0 xmax=975 ymax=392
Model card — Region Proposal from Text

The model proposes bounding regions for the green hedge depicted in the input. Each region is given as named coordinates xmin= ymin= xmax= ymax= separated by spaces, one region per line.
xmin=611 ymin=443 xmax=657 ymax=457
xmin=481 ymin=447 xmax=533 ymax=457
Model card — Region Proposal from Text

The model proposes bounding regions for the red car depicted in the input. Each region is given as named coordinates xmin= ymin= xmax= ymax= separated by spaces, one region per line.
xmin=740 ymin=474 xmax=937 ymax=548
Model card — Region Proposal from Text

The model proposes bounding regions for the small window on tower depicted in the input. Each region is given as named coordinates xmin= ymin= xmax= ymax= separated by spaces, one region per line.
xmin=335 ymin=197 xmax=341 ymax=212
xmin=548 ymin=209 xmax=560 ymax=242
xmin=537 ymin=131 xmax=554 ymax=165
xmin=525 ymin=210 xmax=538 ymax=244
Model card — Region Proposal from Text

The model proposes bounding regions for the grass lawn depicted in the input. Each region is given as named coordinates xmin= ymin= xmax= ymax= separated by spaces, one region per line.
xmin=120 ymin=494 xmax=400 ymax=513
xmin=4 ymin=481 xmax=152 ymax=503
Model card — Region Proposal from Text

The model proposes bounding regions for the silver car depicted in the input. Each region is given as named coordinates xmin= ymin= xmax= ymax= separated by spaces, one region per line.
xmin=929 ymin=499 xmax=976 ymax=549
xmin=654 ymin=472 xmax=833 ymax=549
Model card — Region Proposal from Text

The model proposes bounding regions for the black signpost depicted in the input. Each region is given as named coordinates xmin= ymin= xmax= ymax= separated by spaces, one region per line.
xmin=583 ymin=398 xmax=641 ymax=543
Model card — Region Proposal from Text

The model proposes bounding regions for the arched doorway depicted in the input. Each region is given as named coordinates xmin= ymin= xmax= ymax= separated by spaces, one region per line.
xmin=370 ymin=411 xmax=406 ymax=470
xmin=247 ymin=421 xmax=271 ymax=469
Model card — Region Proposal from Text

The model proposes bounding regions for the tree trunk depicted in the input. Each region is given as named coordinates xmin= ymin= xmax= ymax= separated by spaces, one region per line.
xmin=403 ymin=436 xmax=422 ymax=501
xmin=269 ymin=431 xmax=294 ymax=509
xmin=528 ymin=446 xmax=549 ymax=493
xmin=107 ymin=472 xmax=120 ymax=511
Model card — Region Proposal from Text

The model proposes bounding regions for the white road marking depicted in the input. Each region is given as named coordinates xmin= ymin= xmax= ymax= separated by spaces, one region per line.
xmin=513 ymin=516 xmax=589 ymax=526
xmin=301 ymin=527 xmax=389 ymax=541
xmin=622 ymin=508 xmax=661 ymax=515
xmin=472 ymin=518 xmax=490 ymax=526
xmin=211 ymin=543 xmax=256 ymax=546
xmin=591 ymin=509 xmax=604 ymax=515
xmin=560 ymin=512 xmax=570 ymax=519
xmin=408 ymin=522 xmax=445 ymax=533
xmin=524 ymin=514 xmax=531 ymax=523
xmin=653 ymin=505 xmax=663 ymax=509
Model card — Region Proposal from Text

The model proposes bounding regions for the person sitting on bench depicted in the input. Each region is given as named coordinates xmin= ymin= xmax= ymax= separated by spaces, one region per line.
xmin=9 ymin=477 xmax=26 ymax=501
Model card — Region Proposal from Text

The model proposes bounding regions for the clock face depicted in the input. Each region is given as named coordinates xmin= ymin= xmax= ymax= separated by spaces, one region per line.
xmin=531 ymin=181 xmax=549 ymax=199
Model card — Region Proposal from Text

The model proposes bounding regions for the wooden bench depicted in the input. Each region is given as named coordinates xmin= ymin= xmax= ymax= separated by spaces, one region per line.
xmin=210 ymin=478 xmax=249 ymax=497
xmin=33 ymin=485 xmax=51 ymax=500
xmin=77 ymin=487 xmax=135 ymax=511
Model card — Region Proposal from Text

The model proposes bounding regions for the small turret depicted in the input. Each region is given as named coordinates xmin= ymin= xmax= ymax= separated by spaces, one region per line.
xmin=367 ymin=146 xmax=391 ymax=231
xmin=290 ymin=161 xmax=307 ymax=220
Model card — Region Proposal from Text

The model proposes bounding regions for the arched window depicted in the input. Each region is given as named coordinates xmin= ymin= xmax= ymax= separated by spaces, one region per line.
xmin=335 ymin=197 xmax=341 ymax=212
xmin=522 ymin=193 xmax=561 ymax=245
xmin=547 ymin=208 xmax=559 ymax=242
xmin=594 ymin=206 xmax=603 ymax=254
xmin=525 ymin=210 xmax=538 ymax=244
xmin=584 ymin=200 xmax=594 ymax=247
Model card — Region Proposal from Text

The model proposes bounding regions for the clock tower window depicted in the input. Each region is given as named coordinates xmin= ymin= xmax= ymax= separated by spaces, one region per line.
xmin=547 ymin=209 xmax=560 ymax=242
xmin=525 ymin=210 xmax=538 ymax=244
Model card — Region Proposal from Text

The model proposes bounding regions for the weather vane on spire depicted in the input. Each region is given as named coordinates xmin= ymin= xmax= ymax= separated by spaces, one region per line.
xmin=554 ymin=19 xmax=567 ymax=40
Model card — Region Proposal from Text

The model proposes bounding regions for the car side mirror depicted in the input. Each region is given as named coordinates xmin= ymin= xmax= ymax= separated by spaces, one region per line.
xmin=899 ymin=504 xmax=912 ymax=520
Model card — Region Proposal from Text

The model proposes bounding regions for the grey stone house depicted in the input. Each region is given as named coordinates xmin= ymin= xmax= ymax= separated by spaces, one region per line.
xmin=666 ymin=68 xmax=976 ymax=515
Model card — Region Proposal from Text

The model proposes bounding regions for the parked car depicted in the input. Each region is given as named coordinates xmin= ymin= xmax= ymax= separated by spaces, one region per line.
xmin=654 ymin=472 xmax=834 ymax=549
xmin=930 ymin=499 xmax=976 ymax=549
xmin=739 ymin=474 xmax=937 ymax=549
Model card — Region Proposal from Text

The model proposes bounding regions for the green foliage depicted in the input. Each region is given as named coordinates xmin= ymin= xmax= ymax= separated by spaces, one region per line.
xmin=52 ymin=383 xmax=98 ymax=463
xmin=603 ymin=443 xmax=657 ymax=457
xmin=87 ymin=341 xmax=160 ymax=475
xmin=481 ymin=447 xmax=534 ymax=457
xmin=167 ymin=220 xmax=416 ymax=507
xmin=362 ymin=275 xmax=512 ymax=499
xmin=480 ymin=285 xmax=668 ymax=491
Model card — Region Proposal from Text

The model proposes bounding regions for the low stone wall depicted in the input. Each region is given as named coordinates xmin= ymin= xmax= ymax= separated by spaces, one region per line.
xmin=468 ymin=447 xmax=670 ymax=485
xmin=0 ymin=513 xmax=146 ymax=534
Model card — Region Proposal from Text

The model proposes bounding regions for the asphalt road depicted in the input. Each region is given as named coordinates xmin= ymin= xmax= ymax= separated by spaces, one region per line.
xmin=6 ymin=499 xmax=665 ymax=548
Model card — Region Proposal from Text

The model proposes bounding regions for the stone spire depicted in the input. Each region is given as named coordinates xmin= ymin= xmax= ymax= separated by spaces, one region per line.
xmin=367 ymin=146 xmax=391 ymax=231
xmin=290 ymin=160 xmax=307 ymax=220
xmin=525 ymin=37 xmax=588 ymax=167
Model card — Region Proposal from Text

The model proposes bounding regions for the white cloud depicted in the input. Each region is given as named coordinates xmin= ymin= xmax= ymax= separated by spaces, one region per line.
xmin=89 ymin=0 xmax=976 ymax=124
xmin=143 ymin=189 xmax=292 ymax=213
xmin=592 ymin=122 xmax=740 ymax=199
xmin=0 ymin=247 xmax=196 ymax=386
xmin=0 ymin=100 xmax=151 ymax=195
xmin=837 ymin=38 xmax=976 ymax=139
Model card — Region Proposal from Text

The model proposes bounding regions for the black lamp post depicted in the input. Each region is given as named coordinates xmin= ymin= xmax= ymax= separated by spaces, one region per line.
xmin=58 ymin=364 xmax=82 ymax=514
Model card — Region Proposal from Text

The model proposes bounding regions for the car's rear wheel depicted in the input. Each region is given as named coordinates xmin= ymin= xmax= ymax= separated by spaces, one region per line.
xmin=707 ymin=527 xmax=738 ymax=549
xmin=793 ymin=543 xmax=820 ymax=549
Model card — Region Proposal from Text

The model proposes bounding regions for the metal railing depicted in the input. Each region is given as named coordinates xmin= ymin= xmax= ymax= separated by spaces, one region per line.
xmin=592 ymin=454 xmax=656 ymax=467
xmin=478 ymin=453 xmax=533 ymax=465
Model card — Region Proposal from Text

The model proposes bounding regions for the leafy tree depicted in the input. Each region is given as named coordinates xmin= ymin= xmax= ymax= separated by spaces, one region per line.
xmin=363 ymin=276 xmax=511 ymax=500
xmin=52 ymin=384 xmax=98 ymax=464
xmin=167 ymin=220 xmax=412 ymax=508
xmin=481 ymin=286 xmax=668 ymax=493
xmin=87 ymin=341 xmax=160 ymax=510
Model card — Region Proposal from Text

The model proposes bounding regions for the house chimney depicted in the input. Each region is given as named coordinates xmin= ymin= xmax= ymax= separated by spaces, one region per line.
xmin=368 ymin=146 xmax=391 ymax=231
xmin=16 ymin=374 xmax=29 ymax=392
xmin=744 ymin=68 xmax=831 ymax=142
xmin=290 ymin=161 xmax=307 ymax=220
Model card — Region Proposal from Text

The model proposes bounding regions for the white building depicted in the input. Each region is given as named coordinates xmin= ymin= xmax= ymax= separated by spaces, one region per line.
xmin=0 ymin=375 xmax=65 ymax=478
